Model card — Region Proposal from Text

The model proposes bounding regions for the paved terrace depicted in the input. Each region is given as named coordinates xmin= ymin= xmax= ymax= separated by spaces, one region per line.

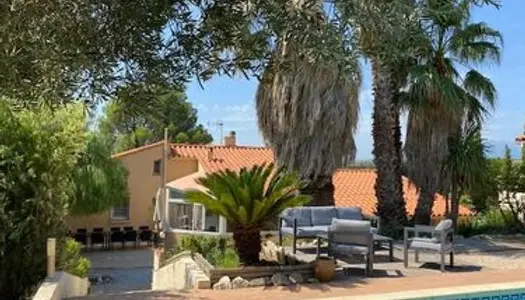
xmin=75 ymin=235 xmax=525 ymax=299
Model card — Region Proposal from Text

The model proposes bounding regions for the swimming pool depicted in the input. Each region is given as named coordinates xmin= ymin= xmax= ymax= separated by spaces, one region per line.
xmin=338 ymin=282 xmax=525 ymax=300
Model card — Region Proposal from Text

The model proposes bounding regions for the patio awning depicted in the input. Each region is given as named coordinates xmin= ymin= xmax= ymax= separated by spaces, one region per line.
xmin=166 ymin=170 xmax=207 ymax=193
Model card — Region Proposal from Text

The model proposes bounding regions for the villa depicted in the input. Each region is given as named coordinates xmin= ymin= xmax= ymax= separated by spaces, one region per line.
xmin=67 ymin=132 xmax=470 ymax=246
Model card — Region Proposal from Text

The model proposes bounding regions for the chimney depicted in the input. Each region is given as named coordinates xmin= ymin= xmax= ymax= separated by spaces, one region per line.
xmin=224 ymin=131 xmax=236 ymax=147
xmin=207 ymin=147 xmax=214 ymax=160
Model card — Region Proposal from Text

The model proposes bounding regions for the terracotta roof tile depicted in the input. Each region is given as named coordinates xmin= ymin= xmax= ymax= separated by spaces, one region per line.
xmin=333 ymin=169 xmax=472 ymax=217
xmin=171 ymin=144 xmax=275 ymax=173
xmin=168 ymin=143 xmax=471 ymax=217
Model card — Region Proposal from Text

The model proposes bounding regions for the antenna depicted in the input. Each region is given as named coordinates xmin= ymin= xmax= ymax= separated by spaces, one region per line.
xmin=212 ymin=120 xmax=224 ymax=143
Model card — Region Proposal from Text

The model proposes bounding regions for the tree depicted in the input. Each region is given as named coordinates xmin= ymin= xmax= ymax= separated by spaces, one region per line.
xmin=255 ymin=2 xmax=361 ymax=206
xmin=402 ymin=0 xmax=502 ymax=224
xmin=0 ymin=101 xmax=85 ymax=299
xmin=185 ymin=164 xmax=311 ymax=265
xmin=443 ymin=122 xmax=489 ymax=226
xmin=70 ymin=134 xmax=129 ymax=216
xmin=336 ymin=0 xmax=426 ymax=234
xmin=99 ymin=85 xmax=213 ymax=152
xmin=0 ymin=100 xmax=130 ymax=299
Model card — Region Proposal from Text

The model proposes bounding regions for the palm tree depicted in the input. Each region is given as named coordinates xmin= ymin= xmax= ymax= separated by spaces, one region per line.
xmin=185 ymin=164 xmax=311 ymax=265
xmin=443 ymin=121 xmax=488 ymax=226
xmin=255 ymin=32 xmax=361 ymax=206
xmin=403 ymin=0 xmax=502 ymax=224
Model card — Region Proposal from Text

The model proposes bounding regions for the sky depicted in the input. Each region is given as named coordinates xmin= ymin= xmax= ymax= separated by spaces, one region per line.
xmin=187 ymin=1 xmax=525 ymax=160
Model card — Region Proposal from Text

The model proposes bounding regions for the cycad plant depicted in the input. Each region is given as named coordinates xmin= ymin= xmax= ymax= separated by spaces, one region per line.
xmin=185 ymin=164 xmax=311 ymax=265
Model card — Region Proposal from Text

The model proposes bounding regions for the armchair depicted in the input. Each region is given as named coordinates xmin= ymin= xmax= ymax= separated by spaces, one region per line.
xmin=403 ymin=219 xmax=454 ymax=272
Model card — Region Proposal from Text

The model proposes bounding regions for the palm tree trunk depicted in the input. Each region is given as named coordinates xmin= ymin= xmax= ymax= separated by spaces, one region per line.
xmin=371 ymin=59 xmax=408 ymax=235
xmin=301 ymin=176 xmax=335 ymax=206
xmin=414 ymin=188 xmax=435 ymax=225
xmin=450 ymin=177 xmax=459 ymax=228
xmin=233 ymin=226 xmax=262 ymax=265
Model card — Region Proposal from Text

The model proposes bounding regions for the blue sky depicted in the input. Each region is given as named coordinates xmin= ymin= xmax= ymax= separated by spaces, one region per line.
xmin=187 ymin=2 xmax=525 ymax=160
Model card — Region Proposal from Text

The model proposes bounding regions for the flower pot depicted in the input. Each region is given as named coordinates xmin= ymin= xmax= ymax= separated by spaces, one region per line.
xmin=314 ymin=256 xmax=335 ymax=282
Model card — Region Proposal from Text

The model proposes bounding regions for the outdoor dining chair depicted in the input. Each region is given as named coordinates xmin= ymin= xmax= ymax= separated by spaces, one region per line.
xmin=90 ymin=227 xmax=106 ymax=250
xmin=403 ymin=219 xmax=455 ymax=272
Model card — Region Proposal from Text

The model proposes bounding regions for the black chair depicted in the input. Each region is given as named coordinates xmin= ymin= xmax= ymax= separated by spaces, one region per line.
xmin=90 ymin=227 xmax=106 ymax=250
xmin=123 ymin=226 xmax=138 ymax=248
xmin=138 ymin=226 xmax=153 ymax=246
xmin=109 ymin=227 xmax=124 ymax=249
xmin=73 ymin=228 xmax=88 ymax=246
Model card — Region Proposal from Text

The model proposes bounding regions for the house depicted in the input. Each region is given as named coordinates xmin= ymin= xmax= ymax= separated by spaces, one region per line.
xmin=67 ymin=132 xmax=471 ymax=241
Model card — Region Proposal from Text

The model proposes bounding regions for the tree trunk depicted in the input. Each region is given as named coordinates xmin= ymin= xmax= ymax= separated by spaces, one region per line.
xmin=233 ymin=226 xmax=262 ymax=265
xmin=301 ymin=176 xmax=335 ymax=206
xmin=371 ymin=59 xmax=408 ymax=236
xmin=450 ymin=179 xmax=459 ymax=228
xmin=414 ymin=188 xmax=435 ymax=225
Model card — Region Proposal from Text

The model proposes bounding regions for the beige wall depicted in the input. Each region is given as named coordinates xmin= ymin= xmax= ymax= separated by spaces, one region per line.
xmin=68 ymin=143 xmax=199 ymax=231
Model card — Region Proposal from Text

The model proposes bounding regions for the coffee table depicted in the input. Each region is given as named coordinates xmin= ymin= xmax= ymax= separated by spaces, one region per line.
xmin=316 ymin=233 xmax=394 ymax=262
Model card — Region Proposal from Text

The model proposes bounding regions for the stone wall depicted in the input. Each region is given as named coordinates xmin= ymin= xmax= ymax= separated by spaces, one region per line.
xmin=32 ymin=272 xmax=89 ymax=300
xmin=152 ymin=251 xmax=210 ymax=291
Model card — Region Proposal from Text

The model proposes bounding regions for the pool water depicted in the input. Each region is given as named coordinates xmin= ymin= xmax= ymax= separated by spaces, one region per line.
xmin=430 ymin=288 xmax=525 ymax=300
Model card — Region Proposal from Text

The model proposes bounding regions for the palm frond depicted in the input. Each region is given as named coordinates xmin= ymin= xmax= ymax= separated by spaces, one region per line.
xmin=185 ymin=164 xmax=312 ymax=228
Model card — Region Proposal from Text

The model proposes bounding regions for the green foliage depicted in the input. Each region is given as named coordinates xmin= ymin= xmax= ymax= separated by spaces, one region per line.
xmin=467 ymin=158 xmax=501 ymax=212
xmin=99 ymin=85 xmax=213 ymax=152
xmin=457 ymin=209 xmax=523 ymax=238
xmin=175 ymin=235 xmax=239 ymax=268
xmin=58 ymin=238 xmax=91 ymax=278
xmin=0 ymin=100 xmax=85 ymax=299
xmin=186 ymin=164 xmax=311 ymax=228
xmin=70 ymin=134 xmax=129 ymax=215
xmin=0 ymin=100 xmax=130 ymax=299
xmin=186 ymin=164 xmax=311 ymax=264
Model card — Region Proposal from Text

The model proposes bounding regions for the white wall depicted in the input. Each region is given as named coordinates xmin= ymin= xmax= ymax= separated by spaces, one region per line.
xmin=32 ymin=272 xmax=89 ymax=300
xmin=152 ymin=251 xmax=210 ymax=290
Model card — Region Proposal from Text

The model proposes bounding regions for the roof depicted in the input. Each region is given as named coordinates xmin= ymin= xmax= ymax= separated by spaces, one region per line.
xmin=516 ymin=134 xmax=525 ymax=142
xmin=165 ymin=143 xmax=470 ymax=217
xmin=333 ymin=169 xmax=471 ymax=217
xmin=112 ymin=141 xmax=166 ymax=159
xmin=115 ymin=142 xmax=471 ymax=217
xmin=170 ymin=144 xmax=275 ymax=173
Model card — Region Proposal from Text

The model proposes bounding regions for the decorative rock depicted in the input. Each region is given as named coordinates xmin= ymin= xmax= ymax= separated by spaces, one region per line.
xmin=260 ymin=240 xmax=284 ymax=263
xmin=307 ymin=278 xmax=320 ymax=284
xmin=213 ymin=276 xmax=232 ymax=290
xmin=271 ymin=273 xmax=291 ymax=286
xmin=232 ymin=276 xmax=250 ymax=289
xmin=249 ymin=277 xmax=269 ymax=287
xmin=288 ymin=272 xmax=304 ymax=284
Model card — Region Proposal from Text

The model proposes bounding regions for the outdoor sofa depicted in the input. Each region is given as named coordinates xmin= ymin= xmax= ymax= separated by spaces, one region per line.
xmin=278 ymin=206 xmax=380 ymax=254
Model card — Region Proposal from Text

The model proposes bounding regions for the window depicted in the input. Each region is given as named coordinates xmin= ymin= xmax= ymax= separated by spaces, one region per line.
xmin=167 ymin=188 xmax=204 ymax=230
xmin=153 ymin=159 xmax=161 ymax=175
xmin=111 ymin=204 xmax=130 ymax=220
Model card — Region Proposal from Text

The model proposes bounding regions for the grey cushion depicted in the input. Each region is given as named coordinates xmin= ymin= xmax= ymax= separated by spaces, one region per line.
xmin=330 ymin=219 xmax=372 ymax=246
xmin=336 ymin=207 xmax=363 ymax=220
xmin=281 ymin=207 xmax=312 ymax=227
xmin=410 ymin=237 xmax=452 ymax=251
xmin=330 ymin=243 xmax=370 ymax=255
xmin=432 ymin=219 xmax=453 ymax=241
xmin=280 ymin=225 xmax=329 ymax=237
xmin=311 ymin=207 xmax=337 ymax=226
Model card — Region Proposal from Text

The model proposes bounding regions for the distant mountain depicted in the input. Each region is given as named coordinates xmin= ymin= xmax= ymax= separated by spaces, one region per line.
xmin=486 ymin=139 xmax=522 ymax=159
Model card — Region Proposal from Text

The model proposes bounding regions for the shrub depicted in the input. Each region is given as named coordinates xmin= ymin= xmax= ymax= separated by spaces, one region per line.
xmin=58 ymin=238 xmax=91 ymax=278
xmin=175 ymin=235 xmax=239 ymax=268
xmin=457 ymin=209 xmax=523 ymax=237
